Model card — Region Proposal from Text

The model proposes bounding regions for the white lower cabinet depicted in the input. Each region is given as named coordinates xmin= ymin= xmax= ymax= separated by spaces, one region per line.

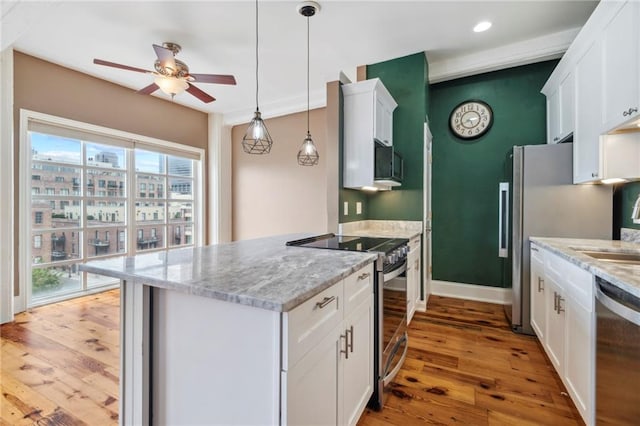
xmin=406 ymin=235 xmax=421 ymax=324
xmin=530 ymin=245 xmax=594 ymax=426
xmin=283 ymin=263 xmax=374 ymax=426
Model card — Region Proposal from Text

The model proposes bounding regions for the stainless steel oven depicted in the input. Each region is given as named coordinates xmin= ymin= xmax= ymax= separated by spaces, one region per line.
xmin=285 ymin=234 xmax=409 ymax=410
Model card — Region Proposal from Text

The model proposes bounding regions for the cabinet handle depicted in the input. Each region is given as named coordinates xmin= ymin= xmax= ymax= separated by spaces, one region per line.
xmin=553 ymin=137 xmax=559 ymax=142
xmin=347 ymin=325 xmax=354 ymax=354
xmin=553 ymin=292 xmax=558 ymax=312
xmin=557 ymin=295 xmax=565 ymax=313
xmin=315 ymin=296 xmax=335 ymax=309
xmin=623 ymin=107 xmax=638 ymax=117
xmin=357 ymin=272 xmax=370 ymax=281
xmin=591 ymin=172 xmax=598 ymax=178
xmin=531 ymin=246 xmax=539 ymax=252
xmin=538 ymin=277 xmax=544 ymax=292
xmin=340 ymin=332 xmax=349 ymax=359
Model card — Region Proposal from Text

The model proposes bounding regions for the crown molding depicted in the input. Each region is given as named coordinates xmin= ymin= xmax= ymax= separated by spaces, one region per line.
xmin=223 ymin=88 xmax=326 ymax=126
xmin=428 ymin=27 xmax=580 ymax=84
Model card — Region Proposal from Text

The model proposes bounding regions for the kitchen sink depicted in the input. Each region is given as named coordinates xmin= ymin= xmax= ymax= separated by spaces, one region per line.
xmin=578 ymin=250 xmax=640 ymax=265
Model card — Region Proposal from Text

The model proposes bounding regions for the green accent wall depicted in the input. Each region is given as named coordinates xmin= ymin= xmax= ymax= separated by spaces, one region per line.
xmin=366 ymin=53 xmax=428 ymax=221
xmin=338 ymin=52 xmax=428 ymax=223
xmin=429 ymin=60 xmax=558 ymax=287
xmin=619 ymin=182 xmax=640 ymax=229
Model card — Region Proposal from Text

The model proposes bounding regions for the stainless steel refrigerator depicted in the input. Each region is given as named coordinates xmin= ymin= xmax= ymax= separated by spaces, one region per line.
xmin=499 ymin=143 xmax=612 ymax=335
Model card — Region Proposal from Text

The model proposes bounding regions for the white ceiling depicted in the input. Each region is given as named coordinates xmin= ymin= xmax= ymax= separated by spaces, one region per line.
xmin=2 ymin=0 xmax=598 ymax=124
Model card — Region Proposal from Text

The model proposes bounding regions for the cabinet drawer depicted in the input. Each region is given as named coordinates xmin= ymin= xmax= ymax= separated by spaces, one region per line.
xmin=283 ymin=280 xmax=344 ymax=370
xmin=344 ymin=263 xmax=374 ymax=316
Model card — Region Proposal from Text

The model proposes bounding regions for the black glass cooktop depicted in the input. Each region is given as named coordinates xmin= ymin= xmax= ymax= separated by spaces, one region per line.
xmin=286 ymin=233 xmax=407 ymax=254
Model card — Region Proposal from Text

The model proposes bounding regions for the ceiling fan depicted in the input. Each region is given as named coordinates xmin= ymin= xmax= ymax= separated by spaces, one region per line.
xmin=93 ymin=42 xmax=236 ymax=103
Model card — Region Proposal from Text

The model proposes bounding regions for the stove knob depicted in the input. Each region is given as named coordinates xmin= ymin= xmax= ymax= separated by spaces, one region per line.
xmin=402 ymin=246 xmax=409 ymax=256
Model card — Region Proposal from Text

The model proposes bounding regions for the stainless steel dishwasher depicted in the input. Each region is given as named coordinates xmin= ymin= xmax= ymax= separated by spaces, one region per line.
xmin=595 ymin=276 xmax=640 ymax=425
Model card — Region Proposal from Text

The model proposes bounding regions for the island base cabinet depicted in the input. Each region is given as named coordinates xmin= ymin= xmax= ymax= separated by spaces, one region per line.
xmin=150 ymin=287 xmax=281 ymax=426
xmin=282 ymin=326 xmax=341 ymax=426
xmin=565 ymin=293 xmax=594 ymax=423
xmin=530 ymin=245 xmax=546 ymax=340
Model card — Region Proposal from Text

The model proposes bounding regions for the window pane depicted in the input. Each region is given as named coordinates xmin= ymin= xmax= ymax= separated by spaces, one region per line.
xmin=169 ymin=201 xmax=192 ymax=223
xmin=32 ymin=200 xmax=81 ymax=228
xmin=168 ymin=156 xmax=193 ymax=177
xmin=168 ymin=178 xmax=193 ymax=199
xmin=86 ymin=226 xmax=127 ymax=258
xmin=31 ymin=231 xmax=82 ymax=265
xmin=86 ymin=143 xmax=125 ymax=169
xmin=32 ymin=264 xmax=83 ymax=300
xmin=135 ymin=201 xmax=165 ymax=223
xmin=30 ymin=132 xmax=81 ymax=165
xmin=169 ymin=223 xmax=193 ymax=247
xmin=136 ymin=225 xmax=165 ymax=251
xmin=87 ymin=200 xmax=126 ymax=227
xmin=87 ymin=169 xmax=126 ymax=197
xmin=137 ymin=175 xmax=165 ymax=199
xmin=32 ymin=163 xmax=81 ymax=196
xmin=135 ymin=149 xmax=165 ymax=174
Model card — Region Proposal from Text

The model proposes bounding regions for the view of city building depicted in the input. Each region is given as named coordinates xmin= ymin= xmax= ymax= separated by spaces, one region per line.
xmin=28 ymin=131 xmax=199 ymax=303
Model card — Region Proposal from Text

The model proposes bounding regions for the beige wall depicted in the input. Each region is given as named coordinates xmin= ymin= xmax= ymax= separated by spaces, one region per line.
xmin=13 ymin=51 xmax=209 ymax=294
xmin=232 ymin=108 xmax=328 ymax=241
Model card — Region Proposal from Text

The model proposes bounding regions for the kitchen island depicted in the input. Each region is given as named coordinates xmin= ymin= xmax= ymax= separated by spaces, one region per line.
xmin=80 ymin=234 xmax=378 ymax=426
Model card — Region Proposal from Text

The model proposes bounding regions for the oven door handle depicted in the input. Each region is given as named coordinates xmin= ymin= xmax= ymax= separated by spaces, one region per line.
xmin=382 ymin=332 xmax=408 ymax=386
xmin=383 ymin=260 xmax=407 ymax=282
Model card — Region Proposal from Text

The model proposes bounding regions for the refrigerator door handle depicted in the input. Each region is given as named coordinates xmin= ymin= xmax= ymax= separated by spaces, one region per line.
xmin=498 ymin=182 xmax=509 ymax=258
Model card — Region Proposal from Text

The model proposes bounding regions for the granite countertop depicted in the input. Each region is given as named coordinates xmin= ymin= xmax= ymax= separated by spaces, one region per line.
xmin=530 ymin=237 xmax=640 ymax=298
xmin=344 ymin=228 xmax=421 ymax=239
xmin=80 ymin=234 xmax=378 ymax=312
xmin=338 ymin=220 xmax=423 ymax=239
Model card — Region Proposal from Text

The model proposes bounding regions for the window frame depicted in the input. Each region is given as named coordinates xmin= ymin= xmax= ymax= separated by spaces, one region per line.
xmin=18 ymin=109 xmax=204 ymax=310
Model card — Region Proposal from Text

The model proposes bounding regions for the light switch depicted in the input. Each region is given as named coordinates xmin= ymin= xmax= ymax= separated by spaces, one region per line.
xmin=356 ymin=202 xmax=362 ymax=215
xmin=344 ymin=201 xmax=349 ymax=216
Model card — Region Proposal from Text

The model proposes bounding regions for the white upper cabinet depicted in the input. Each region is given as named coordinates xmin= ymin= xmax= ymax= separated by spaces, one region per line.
xmin=343 ymin=78 xmax=397 ymax=190
xmin=574 ymin=40 xmax=603 ymax=183
xmin=602 ymin=0 xmax=640 ymax=132
xmin=546 ymin=71 xmax=575 ymax=144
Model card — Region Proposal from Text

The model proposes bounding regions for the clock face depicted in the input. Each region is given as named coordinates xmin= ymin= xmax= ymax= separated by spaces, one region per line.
xmin=449 ymin=100 xmax=493 ymax=140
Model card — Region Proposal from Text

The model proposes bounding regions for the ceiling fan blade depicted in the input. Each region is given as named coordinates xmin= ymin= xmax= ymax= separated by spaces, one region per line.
xmin=137 ymin=83 xmax=159 ymax=95
xmin=186 ymin=83 xmax=216 ymax=103
xmin=93 ymin=58 xmax=151 ymax=74
xmin=189 ymin=74 xmax=237 ymax=85
xmin=153 ymin=44 xmax=177 ymax=73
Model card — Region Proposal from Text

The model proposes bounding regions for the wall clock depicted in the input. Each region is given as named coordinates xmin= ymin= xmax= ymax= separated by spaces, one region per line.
xmin=449 ymin=100 xmax=493 ymax=140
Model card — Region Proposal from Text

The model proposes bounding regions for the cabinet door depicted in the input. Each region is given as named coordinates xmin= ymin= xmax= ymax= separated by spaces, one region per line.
xmin=574 ymin=40 xmax=603 ymax=183
xmin=547 ymin=89 xmax=561 ymax=143
xmin=374 ymin=95 xmax=392 ymax=146
xmin=283 ymin=326 xmax=341 ymax=426
xmin=545 ymin=275 xmax=565 ymax=374
xmin=559 ymin=71 xmax=575 ymax=141
xmin=343 ymin=295 xmax=374 ymax=426
xmin=602 ymin=0 xmax=640 ymax=132
xmin=565 ymin=295 xmax=594 ymax=425
xmin=530 ymin=246 xmax=546 ymax=340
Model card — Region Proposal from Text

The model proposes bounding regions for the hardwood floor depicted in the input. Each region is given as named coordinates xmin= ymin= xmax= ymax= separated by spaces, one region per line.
xmin=358 ymin=296 xmax=583 ymax=426
xmin=1 ymin=290 xmax=120 ymax=425
xmin=1 ymin=291 xmax=582 ymax=425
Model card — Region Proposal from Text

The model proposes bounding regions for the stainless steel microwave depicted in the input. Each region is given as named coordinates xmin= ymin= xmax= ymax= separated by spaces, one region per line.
xmin=374 ymin=141 xmax=402 ymax=187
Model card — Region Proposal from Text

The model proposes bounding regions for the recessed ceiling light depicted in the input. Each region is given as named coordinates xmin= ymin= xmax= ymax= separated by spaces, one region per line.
xmin=474 ymin=21 xmax=492 ymax=33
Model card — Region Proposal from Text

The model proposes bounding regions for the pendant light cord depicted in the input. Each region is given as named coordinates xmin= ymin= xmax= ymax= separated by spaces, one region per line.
xmin=306 ymin=15 xmax=310 ymax=134
xmin=255 ymin=0 xmax=259 ymax=111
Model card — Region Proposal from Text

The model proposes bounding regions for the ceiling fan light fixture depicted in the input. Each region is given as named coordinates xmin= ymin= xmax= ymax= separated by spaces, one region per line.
xmin=154 ymin=75 xmax=188 ymax=96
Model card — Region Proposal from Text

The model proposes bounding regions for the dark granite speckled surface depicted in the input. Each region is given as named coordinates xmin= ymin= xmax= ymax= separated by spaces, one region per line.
xmin=80 ymin=234 xmax=378 ymax=312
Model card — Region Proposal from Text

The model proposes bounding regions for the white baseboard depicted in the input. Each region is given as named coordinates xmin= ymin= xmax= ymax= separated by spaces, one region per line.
xmin=430 ymin=280 xmax=510 ymax=305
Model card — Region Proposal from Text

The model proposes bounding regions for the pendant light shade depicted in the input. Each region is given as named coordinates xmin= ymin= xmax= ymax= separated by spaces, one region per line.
xmin=297 ymin=1 xmax=320 ymax=166
xmin=242 ymin=0 xmax=273 ymax=154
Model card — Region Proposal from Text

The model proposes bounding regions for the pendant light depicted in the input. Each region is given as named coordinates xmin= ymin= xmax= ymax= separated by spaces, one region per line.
xmin=297 ymin=2 xmax=320 ymax=166
xmin=242 ymin=0 xmax=273 ymax=154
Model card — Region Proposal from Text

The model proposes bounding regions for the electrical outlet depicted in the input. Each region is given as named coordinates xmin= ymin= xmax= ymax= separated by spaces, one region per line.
xmin=356 ymin=202 xmax=362 ymax=215
xmin=344 ymin=201 xmax=349 ymax=216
